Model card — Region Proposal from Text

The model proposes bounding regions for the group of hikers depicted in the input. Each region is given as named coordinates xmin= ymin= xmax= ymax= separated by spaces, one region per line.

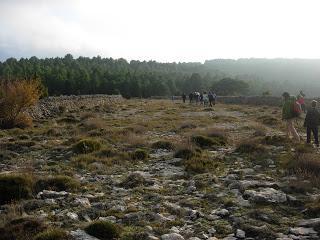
xmin=181 ymin=91 xmax=217 ymax=107
xmin=282 ymin=90 xmax=320 ymax=147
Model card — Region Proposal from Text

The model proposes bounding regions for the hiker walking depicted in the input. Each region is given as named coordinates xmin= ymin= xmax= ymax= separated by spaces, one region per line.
xmin=304 ymin=100 xmax=320 ymax=147
xmin=189 ymin=92 xmax=193 ymax=104
xmin=282 ymin=92 xmax=301 ymax=142
xmin=208 ymin=91 xmax=216 ymax=107
xmin=203 ymin=91 xmax=209 ymax=107
xmin=199 ymin=92 xmax=204 ymax=105
xmin=182 ymin=93 xmax=186 ymax=103
xmin=297 ymin=90 xmax=306 ymax=113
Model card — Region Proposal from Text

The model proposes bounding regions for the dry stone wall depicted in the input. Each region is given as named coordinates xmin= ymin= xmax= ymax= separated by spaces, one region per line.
xmin=28 ymin=95 xmax=123 ymax=119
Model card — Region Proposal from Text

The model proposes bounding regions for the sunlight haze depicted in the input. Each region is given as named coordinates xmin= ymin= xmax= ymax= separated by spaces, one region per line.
xmin=1 ymin=0 xmax=320 ymax=62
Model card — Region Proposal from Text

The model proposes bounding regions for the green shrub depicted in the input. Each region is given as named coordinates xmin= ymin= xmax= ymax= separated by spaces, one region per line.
xmin=73 ymin=139 xmax=102 ymax=154
xmin=236 ymin=141 xmax=266 ymax=154
xmin=184 ymin=156 xmax=217 ymax=174
xmin=34 ymin=228 xmax=71 ymax=240
xmin=85 ymin=221 xmax=120 ymax=240
xmin=174 ymin=148 xmax=198 ymax=160
xmin=191 ymin=135 xmax=215 ymax=148
xmin=119 ymin=173 xmax=151 ymax=189
xmin=304 ymin=197 xmax=320 ymax=218
xmin=131 ymin=149 xmax=148 ymax=160
xmin=0 ymin=217 xmax=46 ymax=240
xmin=0 ymin=174 xmax=33 ymax=204
xmin=151 ymin=141 xmax=175 ymax=150
xmin=287 ymin=153 xmax=320 ymax=180
xmin=264 ymin=135 xmax=287 ymax=146
xmin=35 ymin=175 xmax=79 ymax=192
xmin=191 ymin=135 xmax=225 ymax=148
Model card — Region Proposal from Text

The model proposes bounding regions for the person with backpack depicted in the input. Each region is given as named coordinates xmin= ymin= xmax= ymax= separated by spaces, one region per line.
xmin=203 ymin=91 xmax=209 ymax=107
xmin=182 ymin=93 xmax=186 ymax=103
xmin=304 ymin=100 xmax=320 ymax=147
xmin=297 ymin=90 xmax=306 ymax=113
xmin=282 ymin=92 xmax=300 ymax=142
xmin=189 ymin=92 xmax=193 ymax=104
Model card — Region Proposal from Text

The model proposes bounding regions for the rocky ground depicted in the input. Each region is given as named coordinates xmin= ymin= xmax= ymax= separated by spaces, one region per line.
xmin=0 ymin=99 xmax=320 ymax=240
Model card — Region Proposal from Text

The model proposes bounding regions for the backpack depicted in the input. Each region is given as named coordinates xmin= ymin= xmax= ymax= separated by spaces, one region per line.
xmin=292 ymin=101 xmax=302 ymax=117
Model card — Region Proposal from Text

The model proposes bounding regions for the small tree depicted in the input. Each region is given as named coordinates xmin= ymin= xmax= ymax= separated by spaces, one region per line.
xmin=0 ymin=78 xmax=42 ymax=129
xmin=212 ymin=78 xmax=249 ymax=96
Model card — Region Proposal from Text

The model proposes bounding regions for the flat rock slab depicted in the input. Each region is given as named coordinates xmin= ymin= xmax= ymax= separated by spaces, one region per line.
xmin=161 ymin=233 xmax=185 ymax=240
xmin=244 ymin=187 xmax=287 ymax=203
xmin=289 ymin=227 xmax=317 ymax=236
xmin=70 ymin=229 xmax=100 ymax=240
xmin=298 ymin=218 xmax=320 ymax=227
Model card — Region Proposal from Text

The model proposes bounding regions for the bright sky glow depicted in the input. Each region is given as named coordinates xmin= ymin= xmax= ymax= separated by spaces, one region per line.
xmin=1 ymin=0 xmax=320 ymax=62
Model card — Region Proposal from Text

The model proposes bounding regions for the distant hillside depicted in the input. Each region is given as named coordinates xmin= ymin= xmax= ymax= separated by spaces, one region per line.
xmin=204 ymin=59 xmax=320 ymax=97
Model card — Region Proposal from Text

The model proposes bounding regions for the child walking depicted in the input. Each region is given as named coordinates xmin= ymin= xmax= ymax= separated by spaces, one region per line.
xmin=304 ymin=100 xmax=320 ymax=147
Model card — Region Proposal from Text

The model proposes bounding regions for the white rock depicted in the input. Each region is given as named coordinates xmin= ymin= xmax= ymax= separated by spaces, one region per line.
xmin=170 ymin=226 xmax=180 ymax=234
xmin=236 ymin=229 xmax=245 ymax=238
xmin=70 ymin=229 xmax=100 ymax=240
xmin=161 ymin=233 xmax=185 ymax=240
xmin=213 ymin=209 xmax=229 ymax=217
xmin=298 ymin=218 xmax=320 ymax=227
xmin=75 ymin=198 xmax=91 ymax=208
xmin=67 ymin=212 xmax=79 ymax=221
xmin=98 ymin=216 xmax=116 ymax=223
xmin=208 ymin=227 xmax=216 ymax=235
xmin=244 ymin=188 xmax=287 ymax=203
xmin=289 ymin=227 xmax=317 ymax=235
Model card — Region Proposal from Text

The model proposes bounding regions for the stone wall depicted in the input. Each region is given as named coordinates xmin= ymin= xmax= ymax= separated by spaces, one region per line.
xmin=28 ymin=95 xmax=123 ymax=119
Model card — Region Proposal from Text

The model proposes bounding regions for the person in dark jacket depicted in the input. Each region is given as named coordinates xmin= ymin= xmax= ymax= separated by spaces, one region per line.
xmin=304 ymin=100 xmax=320 ymax=147
xmin=182 ymin=93 xmax=186 ymax=103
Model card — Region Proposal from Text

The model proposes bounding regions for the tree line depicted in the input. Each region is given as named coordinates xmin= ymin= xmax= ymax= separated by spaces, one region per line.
xmin=0 ymin=55 xmax=249 ymax=98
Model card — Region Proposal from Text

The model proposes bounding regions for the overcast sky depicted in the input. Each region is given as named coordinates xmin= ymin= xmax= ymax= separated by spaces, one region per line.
xmin=0 ymin=0 xmax=320 ymax=62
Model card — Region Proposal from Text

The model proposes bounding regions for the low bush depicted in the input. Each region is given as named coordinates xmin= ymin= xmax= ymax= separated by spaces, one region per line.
xmin=73 ymin=139 xmax=102 ymax=154
xmin=0 ymin=78 xmax=42 ymax=129
xmin=119 ymin=172 xmax=152 ymax=189
xmin=84 ymin=221 xmax=120 ymax=240
xmin=34 ymin=228 xmax=71 ymax=240
xmin=174 ymin=148 xmax=199 ymax=160
xmin=0 ymin=174 xmax=33 ymax=205
xmin=287 ymin=153 xmax=320 ymax=179
xmin=184 ymin=156 xmax=217 ymax=174
xmin=0 ymin=217 xmax=46 ymax=240
xmin=35 ymin=175 xmax=79 ymax=192
xmin=192 ymin=134 xmax=226 ymax=149
xmin=131 ymin=149 xmax=148 ymax=160
xmin=151 ymin=141 xmax=175 ymax=150
xmin=263 ymin=135 xmax=287 ymax=146
xmin=236 ymin=141 xmax=266 ymax=154
xmin=191 ymin=135 xmax=214 ymax=148
xmin=304 ymin=197 xmax=320 ymax=218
